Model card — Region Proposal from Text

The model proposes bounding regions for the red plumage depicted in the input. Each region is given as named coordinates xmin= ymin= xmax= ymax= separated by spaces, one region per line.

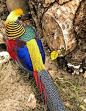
xmin=6 ymin=38 xmax=26 ymax=61
xmin=6 ymin=39 xmax=18 ymax=61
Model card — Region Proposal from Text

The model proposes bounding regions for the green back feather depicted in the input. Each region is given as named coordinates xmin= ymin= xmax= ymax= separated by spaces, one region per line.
xmin=20 ymin=25 xmax=36 ymax=41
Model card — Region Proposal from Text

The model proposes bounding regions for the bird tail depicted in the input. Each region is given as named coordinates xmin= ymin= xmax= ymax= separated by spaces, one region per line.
xmin=33 ymin=70 xmax=65 ymax=111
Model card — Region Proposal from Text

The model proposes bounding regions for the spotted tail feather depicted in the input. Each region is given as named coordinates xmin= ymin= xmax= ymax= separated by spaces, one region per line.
xmin=38 ymin=70 xmax=66 ymax=111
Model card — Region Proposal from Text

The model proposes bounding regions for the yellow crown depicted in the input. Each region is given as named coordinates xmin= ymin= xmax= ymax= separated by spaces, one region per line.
xmin=4 ymin=8 xmax=23 ymax=27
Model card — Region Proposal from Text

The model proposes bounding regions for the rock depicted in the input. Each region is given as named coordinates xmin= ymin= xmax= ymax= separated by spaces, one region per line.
xmin=28 ymin=93 xmax=37 ymax=109
xmin=0 ymin=51 xmax=11 ymax=65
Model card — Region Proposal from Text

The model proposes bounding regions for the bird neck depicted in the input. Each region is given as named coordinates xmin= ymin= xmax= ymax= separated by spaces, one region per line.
xmin=6 ymin=20 xmax=25 ymax=40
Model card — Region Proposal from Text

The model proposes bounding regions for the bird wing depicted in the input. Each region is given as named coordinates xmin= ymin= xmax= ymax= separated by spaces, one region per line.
xmin=6 ymin=38 xmax=33 ymax=74
xmin=6 ymin=27 xmax=45 ymax=73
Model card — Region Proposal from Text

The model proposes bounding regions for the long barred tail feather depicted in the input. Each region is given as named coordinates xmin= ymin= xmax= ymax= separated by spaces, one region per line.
xmin=38 ymin=70 xmax=66 ymax=111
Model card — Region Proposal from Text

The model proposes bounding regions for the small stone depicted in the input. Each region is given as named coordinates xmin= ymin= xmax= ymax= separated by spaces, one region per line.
xmin=72 ymin=72 xmax=75 ymax=75
xmin=28 ymin=93 xmax=37 ymax=109
xmin=84 ymin=99 xmax=86 ymax=103
xmin=76 ymin=70 xmax=79 ymax=75
xmin=79 ymin=68 xmax=83 ymax=73
xmin=83 ymin=71 xmax=86 ymax=78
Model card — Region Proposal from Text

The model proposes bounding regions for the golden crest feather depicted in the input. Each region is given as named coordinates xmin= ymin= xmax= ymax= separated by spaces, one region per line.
xmin=4 ymin=8 xmax=23 ymax=27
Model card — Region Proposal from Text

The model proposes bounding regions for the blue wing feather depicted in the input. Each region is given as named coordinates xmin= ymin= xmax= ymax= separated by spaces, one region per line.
xmin=17 ymin=45 xmax=33 ymax=71
xmin=36 ymin=39 xmax=45 ymax=64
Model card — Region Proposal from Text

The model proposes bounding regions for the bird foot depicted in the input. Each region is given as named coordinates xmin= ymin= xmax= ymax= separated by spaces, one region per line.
xmin=20 ymin=73 xmax=30 ymax=79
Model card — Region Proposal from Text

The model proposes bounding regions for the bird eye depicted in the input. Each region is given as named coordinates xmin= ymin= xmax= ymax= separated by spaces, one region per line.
xmin=18 ymin=15 xmax=22 ymax=19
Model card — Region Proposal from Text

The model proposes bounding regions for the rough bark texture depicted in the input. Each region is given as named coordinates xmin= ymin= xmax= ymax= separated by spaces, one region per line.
xmin=42 ymin=1 xmax=78 ymax=57
xmin=42 ymin=0 xmax=85 ymax=57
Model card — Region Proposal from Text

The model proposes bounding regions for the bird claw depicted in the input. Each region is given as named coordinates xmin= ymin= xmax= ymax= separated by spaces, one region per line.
xmin=20 ymin=73 xmax=30 ymax=79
